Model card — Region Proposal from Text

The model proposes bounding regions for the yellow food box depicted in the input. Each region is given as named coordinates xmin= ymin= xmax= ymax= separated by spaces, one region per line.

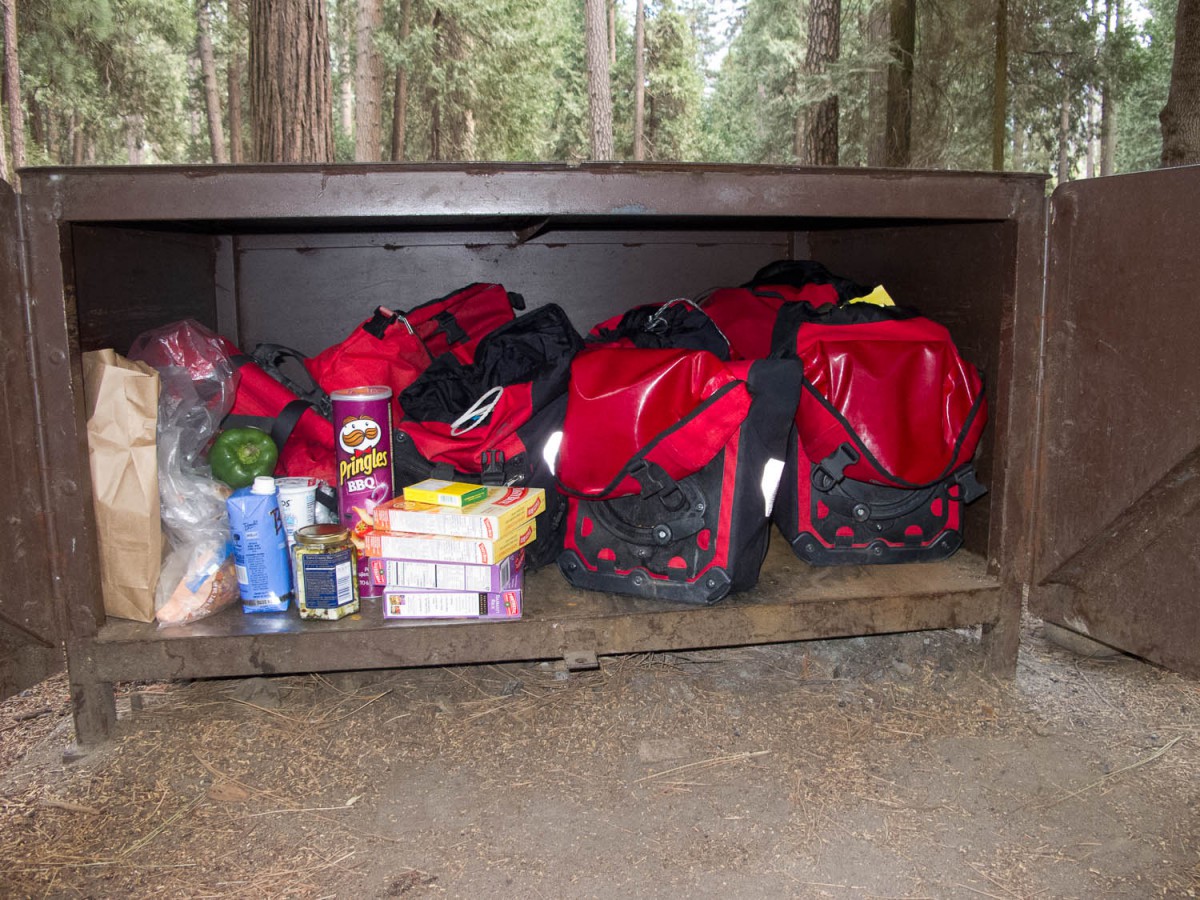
xmin=402 ymin=479 xmax=489 ymax=508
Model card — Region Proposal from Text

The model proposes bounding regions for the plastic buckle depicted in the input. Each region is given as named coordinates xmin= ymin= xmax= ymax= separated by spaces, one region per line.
xmin=480 ymin=450 xmax=507 ymax=486
xmin=812 ymin=444 xmax=860 ymax=492
xmin=627 ymin=460 xmax=686 ymax=511
xmin=953 ymin=465 xmax=988 ymax=504
xmin=433 ymin=310 xmax=468 ymax=345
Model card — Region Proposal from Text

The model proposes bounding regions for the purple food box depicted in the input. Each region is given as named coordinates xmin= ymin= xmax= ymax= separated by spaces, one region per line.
xmin=382 ymin=586 xmax=523 ymax=620
xmin=369 ymin=549 xmax=525 ymax=592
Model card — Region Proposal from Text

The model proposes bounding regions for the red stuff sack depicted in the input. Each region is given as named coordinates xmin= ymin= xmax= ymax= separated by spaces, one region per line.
xmin=219 ymin=338 xmax=338 ymax=486
xmin=700 ymin=259 xmax=873 ymax=359
xmin=304 ymin=283 xmax=524 ymax=422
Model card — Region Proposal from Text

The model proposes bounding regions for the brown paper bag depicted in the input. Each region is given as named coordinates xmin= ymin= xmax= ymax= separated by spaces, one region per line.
xmin=83 ymin=349 xmax=163 ymax=622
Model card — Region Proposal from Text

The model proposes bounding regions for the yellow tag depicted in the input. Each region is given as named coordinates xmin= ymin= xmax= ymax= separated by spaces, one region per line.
xmin=848 ymin=285 xmax=895 ymax=307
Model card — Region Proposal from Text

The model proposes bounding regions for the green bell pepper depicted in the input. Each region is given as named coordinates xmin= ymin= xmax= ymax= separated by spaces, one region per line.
xmin=209 ymin=426 xmax=279 ymax=488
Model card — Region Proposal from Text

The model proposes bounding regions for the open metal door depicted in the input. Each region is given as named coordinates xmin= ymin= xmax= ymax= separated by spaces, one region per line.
xmin=0 ymin=179 xmax=61 ymax=698
xmin=1032 ymin=166 xmax=1200 ymax=674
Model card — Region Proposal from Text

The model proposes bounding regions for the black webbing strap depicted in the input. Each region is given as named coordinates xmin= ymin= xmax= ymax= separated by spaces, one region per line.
xmin=223 ymin=398 xmax=311 ymax=450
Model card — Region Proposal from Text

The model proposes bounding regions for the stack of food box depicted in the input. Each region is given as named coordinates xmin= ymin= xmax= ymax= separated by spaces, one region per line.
xmin=362 ymin=479 xmax=541 ymax=621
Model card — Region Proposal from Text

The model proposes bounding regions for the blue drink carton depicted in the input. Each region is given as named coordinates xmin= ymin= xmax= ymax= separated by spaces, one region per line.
xmin=226 ymin=476 xmax=293 ymax=613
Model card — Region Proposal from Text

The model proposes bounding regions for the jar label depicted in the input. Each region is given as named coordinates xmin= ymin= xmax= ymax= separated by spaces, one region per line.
xmin=299 ymin=548 xmax=356 ymax=609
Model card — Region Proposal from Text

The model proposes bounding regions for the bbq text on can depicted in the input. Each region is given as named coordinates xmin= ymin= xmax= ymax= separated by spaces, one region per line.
xmin=293 ymin=524 xmax=360 ymax=620
xmin=331 ymin=386 xmax=394 ymax=599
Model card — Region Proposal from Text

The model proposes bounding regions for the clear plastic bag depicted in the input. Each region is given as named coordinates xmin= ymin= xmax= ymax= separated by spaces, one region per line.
xmin=128 ymin=321 xmax=241 ymax=626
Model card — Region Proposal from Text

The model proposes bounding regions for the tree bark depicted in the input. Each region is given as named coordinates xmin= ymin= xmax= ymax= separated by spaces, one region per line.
xmin=354 ymin=0 xmax=384 ymax=161
xmin=991 ymin=0 xmax=1008 ymax=171
xmin=799 ymin=0 xmax=840 ymax=166
xmin=432 ymin=11 xmax=474 ymax=161
xmin=339 ymin=4 xmax=354 ymax=143
xmin=608 ymin=0 xmax=617 ymax=66
xmin=633 ymin=0 xmax=645 ymax=161
xmin=585 ymin=0 xmax=614 ymax=160
xmin=1161 ymin=0 xmax=1200 ymax=166
xmin=1057 ymin=85 xmax=1071 ymax=183
xmin=71 ymin=111 xmax=85 ymax=165
xmin=2 ymin=0 xmax=25 ymax=174
xmin=1099 ymin=0 xmax=1120 ymax=175
xmin=885 ymin=0 xmax=915 ymax=167
xmin=197 ymin=0 xmax=228 ymax=164
xmin=390 ymin=0 xmax=411 ymax=160
xmin=249 ymin=0 xmax=335 ymax=163
xmin=228 ymin=0 xmax=246 ymax=163
xmin=866 ymin=4 xmax=888 ymax=167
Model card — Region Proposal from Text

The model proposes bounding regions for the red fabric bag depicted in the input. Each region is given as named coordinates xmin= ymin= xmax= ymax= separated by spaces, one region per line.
xmin=304 ymin=283 xmax=523 ymax=422
xmin=219 ymin=338 xmax=337 ymax=485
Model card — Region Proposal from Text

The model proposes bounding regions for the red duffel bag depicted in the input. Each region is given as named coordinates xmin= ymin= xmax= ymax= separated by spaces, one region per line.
xmin=304 ymin=283 xmax=525 ymax=422
xmin=219 ymin=338 xmax=338 ymax=486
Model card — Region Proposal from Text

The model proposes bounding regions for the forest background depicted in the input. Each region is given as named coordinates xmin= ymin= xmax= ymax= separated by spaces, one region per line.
xmin=0 ymin=0 xmax=1194 ymax=185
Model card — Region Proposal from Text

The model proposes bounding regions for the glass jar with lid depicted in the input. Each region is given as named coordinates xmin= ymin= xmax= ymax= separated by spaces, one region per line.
xmin=292 ymin=524 xmax=361 ymax=620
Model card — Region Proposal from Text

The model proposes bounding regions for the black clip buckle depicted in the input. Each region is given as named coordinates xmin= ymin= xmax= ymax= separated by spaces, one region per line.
xmin=480 ymin=450 xmax=507 ymax=486
xmin=812 ymin=444 xmax=860 ymax=492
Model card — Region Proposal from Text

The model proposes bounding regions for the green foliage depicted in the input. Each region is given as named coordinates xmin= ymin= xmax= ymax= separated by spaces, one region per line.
xmin=19 ymin=0 xmax=194 ymax=164
xmin=644 ymin=0 xmax=705 ymax=159
xmin=1 ymin=0 xmax=1186 ymax=177
xmin=1117 ymin=0 xmax=1176 ymax=171
xmin=699 ymin=0 xmax=805 ymax=162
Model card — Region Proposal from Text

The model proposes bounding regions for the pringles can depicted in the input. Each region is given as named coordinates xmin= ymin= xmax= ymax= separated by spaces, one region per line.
xmin=331 ymin=386 xmax=394 ymax=599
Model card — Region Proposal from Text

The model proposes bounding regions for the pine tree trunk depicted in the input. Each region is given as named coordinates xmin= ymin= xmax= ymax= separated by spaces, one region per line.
xmin=1057 ymin=87 xmax=1071 ymax=183
xmin=800 ymin=0 xmax=840 ymax=166
xmin=991 ymin=0 xmax=1008 ymax=171
xmin=1099 ymin=0 xmax=1120 ymax=175
xmin=885 ymin=0 xmax=915 ymax=167
xmin=339 ymin=6 xmax=354 ymax=143
xmin=867 ymin=4 xmax=888 ymax=167
xmin=585 ymin=0 xmax=614 ymax=160
xmin=1160 ymin=0 xmax=1200 ymax=166
xmin=354 ymin=0 xmax=384 ymax=161
xmin=71 ymin=112 xmax=85 ymax=165
xmin=228 ymin=0 xmax=246 ymax=163
xmin=2 ymin=0 xmax=25 ymax=173
xmin=435 ymin=11 xmax=474 ymax=161
xmin=390 ymin=0 xmax=411 ymax=161
xmin=633 ymin=0 xmax=645 ymax=161
xmin=249 ymin=0 xmax=334 ymax=163
xmin=197 ymin=0 xmax=228 ymax=164
xmin=608 ymin=0 xmax=616 ymax=66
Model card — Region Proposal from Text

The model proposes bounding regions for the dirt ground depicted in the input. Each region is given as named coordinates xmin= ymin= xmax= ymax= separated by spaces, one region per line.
xmin=1 ymin=616 xmax=1197 ymax=899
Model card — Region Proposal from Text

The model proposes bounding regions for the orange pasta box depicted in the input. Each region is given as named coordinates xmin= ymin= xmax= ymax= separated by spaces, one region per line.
xmin=361 ymin=519 xmax=535 ymax=565
xmin=371 ymin=487 xmax=545 ymax=540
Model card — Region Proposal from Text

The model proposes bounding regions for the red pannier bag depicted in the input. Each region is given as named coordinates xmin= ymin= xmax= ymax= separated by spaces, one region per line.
xmin=304 ymin=283 xmax=524 ymax=422
xmin=218 ymin=338 xmax=338 ymax=486
xmin=770 ymin=299 xmax=988 ymax=565
xmin=555 ymin=347 xmax=801 ymax=604
xmin=700 ymin=259 xmax=873 ymax=359
xmin=392 ymin=304 xmax=584 ymax=570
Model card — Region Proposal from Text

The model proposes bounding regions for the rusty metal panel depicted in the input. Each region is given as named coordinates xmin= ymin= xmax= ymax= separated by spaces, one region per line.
xmin=1032 ymin=166 xmax=1200 ymax=672
xmin=71 ymin=226 xmax=218 ymax=354
xmin=234 ymin=229 xmax=788 ymax=352
xmin=0 ymin=180 xmax=62 ymax=699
